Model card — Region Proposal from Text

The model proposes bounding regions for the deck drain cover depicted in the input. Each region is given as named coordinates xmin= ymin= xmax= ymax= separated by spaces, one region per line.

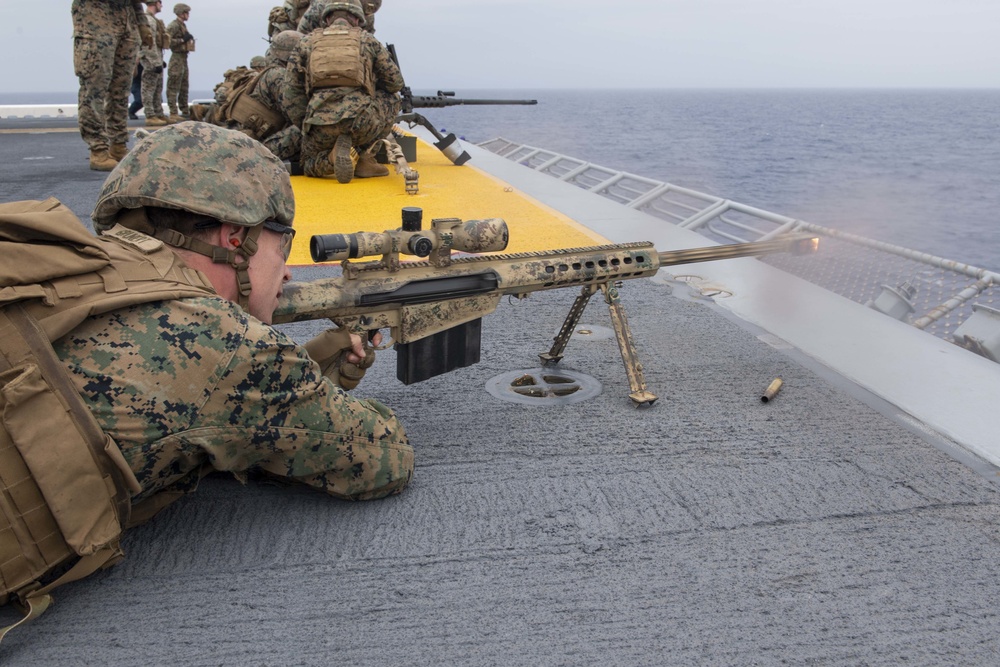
xmin=486 ymin=368 xmax=602 ymax=406
xmin=571 ymin=324 xmax=615 ymax=341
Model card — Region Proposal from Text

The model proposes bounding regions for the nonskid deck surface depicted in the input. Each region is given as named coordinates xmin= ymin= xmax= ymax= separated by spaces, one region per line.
xmin=2 ymin=124 xmax=1000 ymax=665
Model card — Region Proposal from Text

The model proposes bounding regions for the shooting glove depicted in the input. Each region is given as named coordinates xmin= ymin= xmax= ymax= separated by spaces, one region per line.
xmin=304 ymin=328 xmax=376 ymax=391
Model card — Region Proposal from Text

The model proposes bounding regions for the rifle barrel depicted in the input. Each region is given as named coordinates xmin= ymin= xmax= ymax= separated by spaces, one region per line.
xmin=657 ymin=235 xmax=819 ymax=267
xmin=410 ymin=96 xmax=538 ymax=108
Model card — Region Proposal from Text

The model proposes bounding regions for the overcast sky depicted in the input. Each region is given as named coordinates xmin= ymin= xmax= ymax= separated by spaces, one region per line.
xmin=2 ymin=0 xmax=998 ymax=93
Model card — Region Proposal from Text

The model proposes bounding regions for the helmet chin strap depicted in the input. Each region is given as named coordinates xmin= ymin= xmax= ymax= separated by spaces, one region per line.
xmin=151 ymin=222 xmax=264 ymax=310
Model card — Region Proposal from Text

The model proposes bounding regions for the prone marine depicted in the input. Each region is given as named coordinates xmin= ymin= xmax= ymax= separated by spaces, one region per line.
xmin=0 ymin=122 xmax=413 ymax=635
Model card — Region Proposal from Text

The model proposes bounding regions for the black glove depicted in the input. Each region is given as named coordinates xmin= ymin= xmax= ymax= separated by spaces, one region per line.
xmin=153 ymin=65 xmax=163 ymax=74
xmin=162 ymin=61 xmax=167 ymax=68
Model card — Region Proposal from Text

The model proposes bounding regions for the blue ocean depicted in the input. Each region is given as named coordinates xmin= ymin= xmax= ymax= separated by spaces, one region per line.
xmin=5 ymin=88 xmax=998 ymax=271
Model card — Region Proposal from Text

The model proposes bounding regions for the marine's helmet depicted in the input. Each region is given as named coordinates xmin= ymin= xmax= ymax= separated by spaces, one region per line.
xmin=249 ymin=55 xmax=267 ymax=69
xmin=173 ymin=3 xmax=190 ymax=15
xmin=93 ymin=121 xmax=293 ymax=232
xmin=362 ymin=0 xmax=381 ymax=14
xmin=321 ymin=0 xmax=366 ymax=25
xmin=93 ymin=122 xmax=295 ymax=310
xmin=266 ymin=30 xmax=302 ymax=67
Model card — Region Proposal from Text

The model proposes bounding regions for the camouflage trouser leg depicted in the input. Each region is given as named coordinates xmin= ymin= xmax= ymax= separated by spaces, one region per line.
xmin=300 ymin=121 xmax=351 ymax=178
xmin=352 ymin=90 xmax=401 ymax=148
xmin=301 ymin=92 xmax=400 ymax=178
xmin=140 ymin=65 xmax=164 ymax=119
xmin=72 ymin=0 xmax=139 ymax=150
xmin=263 ymin=126 xmax=302 ymax=162
xmin=166 ymin=55 xmax=189 ymax=114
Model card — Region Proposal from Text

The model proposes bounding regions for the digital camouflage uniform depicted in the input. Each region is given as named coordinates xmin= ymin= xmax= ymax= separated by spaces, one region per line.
xmin=255 ymin=67 xmax=302 ymax=160
xmin=203 ymin=33 xmax=302 ymax=161
xmin=139 ymin=9 xmax=169 ymax=120
xmin=51 ymin=295 xmax=412 ymax=502
xmin=285 ymin=18 xmax=403 ymax=178
xmin=166 ymin=8 xmax=193 ymax=115
xmin=56 ymin=121 xmax=413 ymax=502
xmin=71 ymin=0 xmax=143 ymax=152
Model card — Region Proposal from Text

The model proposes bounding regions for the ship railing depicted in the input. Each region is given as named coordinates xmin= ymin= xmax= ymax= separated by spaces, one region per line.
xmin=479 ymin=137 xmax=1000 ymax=359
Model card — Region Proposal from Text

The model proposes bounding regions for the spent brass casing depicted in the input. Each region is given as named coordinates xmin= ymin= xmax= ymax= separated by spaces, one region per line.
xmin=761 ymin=378 xmax=783 ymax=403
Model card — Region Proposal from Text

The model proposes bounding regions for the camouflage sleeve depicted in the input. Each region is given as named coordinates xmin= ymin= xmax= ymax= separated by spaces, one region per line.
xmin=55 ymin=296 xmax=413 ymax=503
xmin=167 ymin=19 xmax=186 ymax=52
xmin=284 ymin=45 xmax=310 ymax=126
xmin=370 ymin=39 xmax=403 ymax=94
xmin=199 ymin=307 xmax=413 ymax=501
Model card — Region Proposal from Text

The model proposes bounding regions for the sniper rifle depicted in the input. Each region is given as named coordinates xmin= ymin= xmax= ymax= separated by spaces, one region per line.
xmin=272 ymin=207 xmax=818 ymax=406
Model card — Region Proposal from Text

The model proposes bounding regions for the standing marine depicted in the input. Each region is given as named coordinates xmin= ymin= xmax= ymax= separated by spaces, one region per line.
xmin=139 ymin=0 xmax=171 ymax=127
xmin=165 ymin=3 xmax=195 ymax=121
xmin=71 ymin=0 xmax=154 ymax=171
xmin=285 ymin=0 xmax=403 ymax=182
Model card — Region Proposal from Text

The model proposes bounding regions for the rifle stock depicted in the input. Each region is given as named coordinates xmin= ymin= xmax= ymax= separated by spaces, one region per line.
xmin=273 ymin=216 xmax=817 ymax=404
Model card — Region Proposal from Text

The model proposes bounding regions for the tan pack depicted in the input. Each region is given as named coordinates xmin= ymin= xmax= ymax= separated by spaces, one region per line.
xmin=0 ymin=199 xmax=215 ymax=642
xmin=308 ymin=25 xmax=374 ymax=96
xmin=218 ymin=69 xmax=287 ymax=141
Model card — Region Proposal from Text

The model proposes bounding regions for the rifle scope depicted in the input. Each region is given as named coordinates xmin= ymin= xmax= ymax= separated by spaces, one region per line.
xmin=311 ymin=211 xmax=509 ymax=263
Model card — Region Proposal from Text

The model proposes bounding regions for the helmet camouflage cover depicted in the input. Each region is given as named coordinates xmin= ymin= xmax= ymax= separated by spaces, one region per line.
xmin=321 ymin=0 xmax=366 ymax=24
xmin=266 ymin=30 xmax=303 ymax=66
xmin=173 ymin=3 xmax=191 ymax=14
xmin=93 ymin=122 xmax=294 ymax=232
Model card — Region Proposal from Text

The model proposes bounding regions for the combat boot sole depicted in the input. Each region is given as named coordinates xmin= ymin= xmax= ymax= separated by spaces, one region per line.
xmin=332 ymin=134 xmax=354 ymax=184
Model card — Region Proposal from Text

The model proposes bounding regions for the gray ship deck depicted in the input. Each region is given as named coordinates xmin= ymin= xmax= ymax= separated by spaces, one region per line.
xmin=2 ymin=127 xmax=1000 ymax=666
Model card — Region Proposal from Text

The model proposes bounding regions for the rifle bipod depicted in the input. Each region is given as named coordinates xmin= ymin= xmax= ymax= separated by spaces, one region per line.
xmin=539 ymin=282 xmax=657 ymax=407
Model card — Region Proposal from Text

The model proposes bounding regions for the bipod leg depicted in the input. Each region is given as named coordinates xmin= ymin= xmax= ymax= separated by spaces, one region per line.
xmin=600 ymin=282 xmax=657 ymax=407
xmin=539 ymin=284 xmax=598 ymax=365
xmin=384 ymin=132 xmax=419 ymax=194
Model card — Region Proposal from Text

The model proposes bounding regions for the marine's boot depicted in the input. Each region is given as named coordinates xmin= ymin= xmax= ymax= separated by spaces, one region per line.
xmin=89 ymin=149 xmax=118 ymax=172
xmin=354 ymin=150 xmax=389 ymax=178
xmin=145 ymin=116 xmax=168 ymax=127
xmin=332 ymin=134 xmax=356 ymax=184
xmin=168 ymin=113 xmax=185 ymax=124
xmin=109 ymin=143 xmax=129 ymax=161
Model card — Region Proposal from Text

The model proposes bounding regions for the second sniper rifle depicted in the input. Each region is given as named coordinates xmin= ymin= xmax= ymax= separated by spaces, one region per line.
xmin=272 ymin=208 xmax=819 ymax=406
xmin=386 ymin=43 xmax=537 ymax=166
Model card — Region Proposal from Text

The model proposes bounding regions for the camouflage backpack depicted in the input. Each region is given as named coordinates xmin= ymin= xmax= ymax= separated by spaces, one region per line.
xmin=0 ymin=198 xmax=214 ymax=643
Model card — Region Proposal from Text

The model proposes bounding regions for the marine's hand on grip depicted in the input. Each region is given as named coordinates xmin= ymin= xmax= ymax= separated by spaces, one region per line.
xmin=304 ymin=328 xmax=380 ymax=390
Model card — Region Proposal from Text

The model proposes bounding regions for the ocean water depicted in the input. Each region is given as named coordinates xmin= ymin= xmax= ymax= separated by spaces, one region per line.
xmin=424 ymin=89 xmax=1000 ymax=272
xmin=5 ymin=89 xmax=998 ymax=270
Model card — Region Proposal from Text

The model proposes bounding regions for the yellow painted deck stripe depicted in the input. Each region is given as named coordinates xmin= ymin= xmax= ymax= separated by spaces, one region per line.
xmin=288 ymin=136 xmax=608 ymax=266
